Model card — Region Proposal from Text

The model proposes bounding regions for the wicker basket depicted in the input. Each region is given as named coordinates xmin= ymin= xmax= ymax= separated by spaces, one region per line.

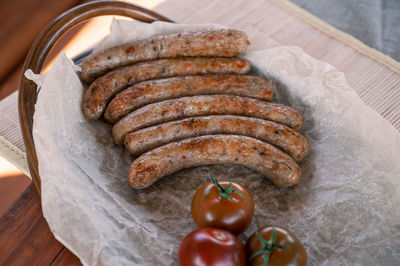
xmin=18 ymin=0 xmax=172 ymax=195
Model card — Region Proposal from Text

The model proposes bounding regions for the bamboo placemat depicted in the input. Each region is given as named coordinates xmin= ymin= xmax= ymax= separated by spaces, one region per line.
xmin=155 ymin=0 xmax=400 ymax=130
xmin=0 ymin=92 xmax=29 ymax=174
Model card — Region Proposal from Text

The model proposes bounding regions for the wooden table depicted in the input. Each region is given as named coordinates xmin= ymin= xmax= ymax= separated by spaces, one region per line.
xmin=0 ymin=184 xmax=80 ymax=265
xmin=0 ymin=0 xmax=84 ymax=264
xmin=0 ymin=1 xmax=164 ymax=264
xmin=1 ymin=0 xmax=399 ymax=264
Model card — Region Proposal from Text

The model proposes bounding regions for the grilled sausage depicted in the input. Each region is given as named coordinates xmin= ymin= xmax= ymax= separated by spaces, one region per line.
xmin=128 ymin=135 xmax=301 ymax=189
xmin=83 ymin=57 xmax=250 ymax=120
xmin=124 ymin=115 xmax=308 ymax=161
xmin=81 ymin=29 xmax=249 ymax=82
xmin=112 ymin=95 xmax=303 ymax=145
xmin=104 ymin=74 xmax=273 ymax=123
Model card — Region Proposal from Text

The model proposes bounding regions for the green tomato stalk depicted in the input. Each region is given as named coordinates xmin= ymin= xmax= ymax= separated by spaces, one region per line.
xmin=209 ymin=175 xmax=245 ymax=201
xmin=249 ymin=226 xmax=288 ymax=266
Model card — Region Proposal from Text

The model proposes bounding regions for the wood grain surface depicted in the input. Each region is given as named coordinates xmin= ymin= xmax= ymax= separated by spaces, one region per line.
xmin=1 ymin=1 xmax=170 ymax=264
xmin=0 ymin=184 xmax=81 ymax=265
xmin=0 ymin=1 xmax=83 ymax=263
xmin=0 ymin=0 xmax=81 ymax=84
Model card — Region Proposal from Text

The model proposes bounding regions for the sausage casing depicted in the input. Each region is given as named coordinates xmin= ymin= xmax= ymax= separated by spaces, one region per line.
xmin=81 ymin=29 xmax=249 ymax=82
xmin=124 ymin=115 xmax=308 ymax=161
xmin=104 ymin=74 xmax=273 ymax=123
xmin=128 ymin=135 xmax=301 ymax=189
xmin=112 ymin=95 xmax=303 ymax=145
xmin=83 ymin=57 xmax=250 ymax=120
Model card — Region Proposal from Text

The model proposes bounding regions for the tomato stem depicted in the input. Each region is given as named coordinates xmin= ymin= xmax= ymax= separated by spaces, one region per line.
xmin=249 ymin=227 xmax=288 ymax=266
xmin=209 ymin=175 xmax=244 ymax=201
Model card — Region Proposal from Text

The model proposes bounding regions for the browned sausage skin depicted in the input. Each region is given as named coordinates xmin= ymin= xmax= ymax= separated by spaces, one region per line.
xmin=124 ymin=115 xmax=309 ymax=161
xmin=82 ymin=57 xmax=250 ymax=120
xmin=112 ymin=95 xmax=303 ymax=145
xmin=81 ymin=29 xmax=249 ymax=83
xmin=128 ymin=135 xmax=301 ymax=189
xmin=104 ymin=74 xmax=273 ymax=123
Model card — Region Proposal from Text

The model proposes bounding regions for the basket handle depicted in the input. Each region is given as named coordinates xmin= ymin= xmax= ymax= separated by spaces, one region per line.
xmin=18 ymin=0 xmax=173 ymax=194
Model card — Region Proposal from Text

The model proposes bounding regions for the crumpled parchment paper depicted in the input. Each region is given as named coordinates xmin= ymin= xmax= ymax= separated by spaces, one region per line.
xmin=25 ymin=19 xmax=400 ymax=265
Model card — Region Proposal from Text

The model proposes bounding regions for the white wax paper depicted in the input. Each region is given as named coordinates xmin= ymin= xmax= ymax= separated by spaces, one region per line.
xmin=26 ymin=19 xmax=400 ymax=265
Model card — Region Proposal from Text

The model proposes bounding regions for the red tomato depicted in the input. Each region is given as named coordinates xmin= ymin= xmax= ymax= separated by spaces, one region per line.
xmin=245 ymin=225 xmax=307 ymax=266
xmin=191 ymin=177 xmax=254 ymax=235
xmin=179 ymin=227 xmax=246 ymax=266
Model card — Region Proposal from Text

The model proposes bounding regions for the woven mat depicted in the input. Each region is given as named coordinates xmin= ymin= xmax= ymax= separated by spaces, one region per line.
xmin=1 ymin=0 xmax=399 ymax=176
xmin=155 ymin=0 xmax=400 ymax=128
xmin=0 ymin=92 xmax=28 ymax=174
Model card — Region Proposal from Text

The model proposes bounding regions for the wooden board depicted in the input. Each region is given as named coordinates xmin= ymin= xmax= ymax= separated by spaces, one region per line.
xmin=0 ymin=0 xmax=81 ymax=83
xmin=0 ymin=184 xmax=81 ymax=265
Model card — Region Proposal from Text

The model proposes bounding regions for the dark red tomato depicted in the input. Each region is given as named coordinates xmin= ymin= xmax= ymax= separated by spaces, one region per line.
xmin=179 ymin=227 xmax=246 ymax=266
xmin=191 ymin=177 xmax=254 ymax=235
xmin=245 ymin=225 xmax=307 ymax=266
